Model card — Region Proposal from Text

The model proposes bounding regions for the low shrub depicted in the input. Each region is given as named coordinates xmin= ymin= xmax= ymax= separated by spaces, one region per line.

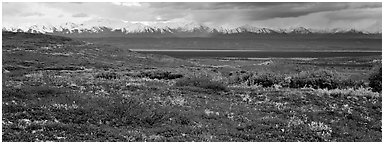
xmin=89 ymin=96 xmax=174 ymax=128
xmin=228 ymin=71 xmax=254 ymax=85
xmin=229 ymin=69 xmax=366 ymax=89
xmin=289 ymin=70 xmax=366 ymax=89
xmin=95 ymin=72 xmax=119 ymax=79
xmin=289 ymin=70 xmax=337 ymax=89
xmin=33 ymin=86 xmax=67 ymax=97
xmin=249 ymin=72 xmax=284 ymax=87
xmin=3 ymin=85 xmax=67 ymax=100
xmin=316 ymin=87 xmax=381 ymax=98
xmin=41 ymin=66 xmax=84 ymax=71
xmin=136 ymin=71 xmax=183 ymax=80
xmin=2 ymin=87 xmax=29 ymax=100
xmin=368 ymin=66 xmax=382 ymax=92
xmin=175 ymin=75 xmax=227 ymax=91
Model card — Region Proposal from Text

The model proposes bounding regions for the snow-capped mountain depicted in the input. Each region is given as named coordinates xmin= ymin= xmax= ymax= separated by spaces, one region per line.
xmin=2 ymin=19 xmax=380 ymax=37
xmin=222 ymin=24 xmax=278 ymax=34
xmin=287 ymin=27 xmax=312 ymax=34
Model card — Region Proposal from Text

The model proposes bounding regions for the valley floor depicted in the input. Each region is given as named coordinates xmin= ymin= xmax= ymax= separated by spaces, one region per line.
xmin=2 ymin=32 xmax=382 ymax=142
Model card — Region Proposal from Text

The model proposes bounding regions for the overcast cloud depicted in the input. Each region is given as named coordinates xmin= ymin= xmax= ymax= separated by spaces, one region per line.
xmin=2 ymin=2 xmax=382 ymax=32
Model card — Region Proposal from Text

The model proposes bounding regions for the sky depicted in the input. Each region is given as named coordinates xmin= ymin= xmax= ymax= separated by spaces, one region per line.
xmin=2 ymin=2 xmax=382 ymax=32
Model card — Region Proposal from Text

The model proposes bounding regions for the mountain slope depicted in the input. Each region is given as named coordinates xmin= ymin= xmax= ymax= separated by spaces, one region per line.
xmin=3 ymin=21 xmax=380 ymax=38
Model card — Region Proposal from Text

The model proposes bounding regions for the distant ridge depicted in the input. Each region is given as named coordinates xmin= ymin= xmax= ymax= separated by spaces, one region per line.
xmin=3 ymin=19 xmax=381 ymax=38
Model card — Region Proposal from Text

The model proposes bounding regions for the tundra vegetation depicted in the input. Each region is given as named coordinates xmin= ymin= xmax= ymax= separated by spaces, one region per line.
xmin=2 ymin=32 xmax=382 ymax=142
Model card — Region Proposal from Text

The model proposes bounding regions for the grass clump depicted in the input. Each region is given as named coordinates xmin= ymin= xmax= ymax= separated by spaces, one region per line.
xmin=175 ymin=75 xmax=227 ymax=91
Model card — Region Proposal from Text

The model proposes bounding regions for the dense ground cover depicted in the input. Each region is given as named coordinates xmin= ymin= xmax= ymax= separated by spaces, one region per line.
xmin=2 ymin=32 xmax=382 ymax=142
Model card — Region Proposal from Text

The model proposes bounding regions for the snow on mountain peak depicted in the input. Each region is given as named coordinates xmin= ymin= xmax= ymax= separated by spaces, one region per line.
xmin=287 ymin=27 xmax=312 ymax=34
xmin=2 ymin=19 xmax=380 ymax=35
xmin=28 ymin=24 xmax=56 ymax=33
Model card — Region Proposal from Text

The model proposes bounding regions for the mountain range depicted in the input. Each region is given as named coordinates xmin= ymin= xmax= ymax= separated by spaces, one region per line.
xmin=2 ymin=19 xmax=381 ymax=38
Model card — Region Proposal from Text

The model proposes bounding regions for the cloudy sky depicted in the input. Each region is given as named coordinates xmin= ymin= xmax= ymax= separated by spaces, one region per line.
xmin=2 ymin=2 xmax=382 ymax=32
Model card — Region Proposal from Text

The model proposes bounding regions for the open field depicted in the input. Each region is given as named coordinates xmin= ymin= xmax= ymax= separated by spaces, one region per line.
xmin=2 ymin=32 xmax=382 ymax=142
xmin=78 ymin=36 xmax=382 ymax=51
xmin=133 ymin=50 xmax=381 ymax=59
